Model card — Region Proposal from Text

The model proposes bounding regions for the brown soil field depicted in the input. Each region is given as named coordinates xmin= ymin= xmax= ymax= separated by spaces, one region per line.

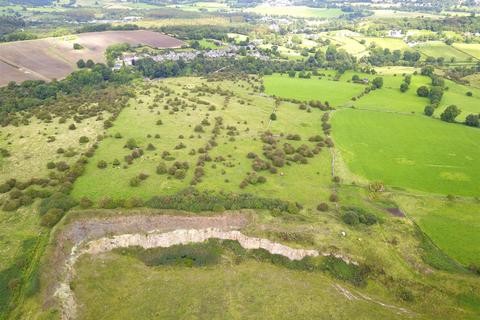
xmin=0 ymin=60 xmax=43 ymax=83
xmin=0 ymin=30 xmax=184 ymax=86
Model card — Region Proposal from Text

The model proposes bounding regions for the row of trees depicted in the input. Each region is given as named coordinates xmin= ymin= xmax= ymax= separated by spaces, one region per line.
xmin=362 ymin=48 xmax=421 ymax=67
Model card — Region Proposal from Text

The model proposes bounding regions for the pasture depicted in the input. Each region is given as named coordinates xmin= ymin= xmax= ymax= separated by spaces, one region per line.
xmin=396 ymin=195 xmax=480 ymax=267
xmin=350 ymin=74 xmax=432 ymax=113
xmin=71 ymin=77 xmax=332 ymax=207
xmin=370 ymin=10 xmax=442 ymax=19
xmin=356 ymin=37 xmax=409 ymax=51
xmin=0 ymin=31 xmax=183 ymax=86
xmin=438 ymin=79 xmax=480 ymax=121
xmin=247 ymin=5 xmax=343 ymax=18
xmin=452 ymin=43 xmax=480 ymax=60
xmin=263 ymin=73 xmax=366 ymax=106
xmin=73 ymin=254 xmax=408 ymax=320
xmin=320 ymin=34 xmax=367 ymax=57
xmin=332 ymin=109 xmax=480 ymax=196
xmin=415 ymin=41 xmax=471 ymax=62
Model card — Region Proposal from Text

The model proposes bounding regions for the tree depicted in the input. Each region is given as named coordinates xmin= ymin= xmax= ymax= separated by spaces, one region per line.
xmin=86 ymin=59 xmax=95 ymax=68
xmin=76 ymin=59 xmax=86 ymax=68
xmin=270 ymin=113 xmax=277 ymax=121
xmin=191 ymin=40 xmax=200 ymax=49
xmin=465 ymin=114 xmax=480 ymax=127
xmin=421 ymin=66 xmax=434 ymax=77
xmin=424 ymin=105 xmax=434 ymax=116
xmin=429 ymin=86 xmax=444 ymax=106
xmin=400 ymin=82 xmax=409 ymax=92
xmin=352 ymin=74 xmax=360 ymax=82
xmin=288 ymin=70 xmax=296 ymax=78
xmin=417 ymin=86 xmax=429 ymax=97
xmin=97 ymin=160 xmax=107 ymax=169
xmin=372 ymin=77 xmax=383 ymax=89
xmin=440 ymin=105 xmax=461 ymax=123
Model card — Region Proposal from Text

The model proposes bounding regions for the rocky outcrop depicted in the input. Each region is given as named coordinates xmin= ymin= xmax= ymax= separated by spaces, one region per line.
xmin=56 ymin=227 xmax=322 ymax=320
xmin=84 ymin=228 xmax=320 ymax=260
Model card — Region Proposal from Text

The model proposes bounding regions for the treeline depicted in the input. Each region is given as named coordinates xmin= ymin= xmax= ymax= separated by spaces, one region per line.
xmin=0 ymin=16 xmax=36 ymax=42
xmin=362 ymin=47 xmax=421 ymax=66
xmin=391 ymin=16 xmax=480 ymax=34
xmin=417 ymin=66 xmax=445 ymax=117
xmin=75 ymin=23 xmax=139 ymax=34
xmin=145 ymin=187 xmax=299 ymax=213
xmin=0 ymin=63 xmax=135 ymax=118
xmin=7 ymin=0 xmax=52 ymax=5
xmin=155 ymin=25 xmax=252 ymax=41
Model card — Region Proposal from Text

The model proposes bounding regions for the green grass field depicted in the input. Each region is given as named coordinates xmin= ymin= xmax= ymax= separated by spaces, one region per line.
xmin=319 ymin=34 xmax=367 ymax=57
xmin=452 ymin=43 xmax=480 ymax=60
xmin=416 ymin=41 xmax=472 ymax=62
xmin=247 ymin=5 xmax=343 ymax=18
xmin=438 ymin=79 xmax=480 ymax=121
xmin=396 ymin=195 xmax=480 ymax=267
xmin=370 ymin=10 xmax=442 ymax=19
xmin=72 ymin=77 xmax=332 ymax=207
xmin=263 ymin=74 xmax=366 ymax=107
xmin=332 ymin=109 xmax=480 ymax=196
xmin=0 ymin=206 xmax=42 ymax=316
xmin=357 ymin=37 xmax=409 ymax=51
xmin=196 ymin=39 xmax=222 ymax=49
xmin=350 ymin=74 xmax=432 ymax=113
xmin=73 ymin=254 xmax=408 ymax=320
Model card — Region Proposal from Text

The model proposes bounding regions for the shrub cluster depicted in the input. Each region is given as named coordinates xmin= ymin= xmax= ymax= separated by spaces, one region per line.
xmin=145 ymin=187 xmax=297 ymax=213
xmin=341 ymin=206 xmax=379 ymax=226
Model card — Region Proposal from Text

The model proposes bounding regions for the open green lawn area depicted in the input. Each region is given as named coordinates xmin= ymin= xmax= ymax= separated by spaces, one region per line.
xmin=397 ymin=196 xmax=480 ymax=267
xmin=332 ymin=109 xmax=480 ymax=196
xmin=72 ymin=77 xmax=332 ymax=207
xmin=0 ymin=207 xmax=42 ymax=317
xmin=263 ymin=74 xmax=365 ymax=107
xmin=416 ymin=41 xmax=471 ymax=62
xmin=370 ymin=10 xmax=442 ymax=19
xmin=437 ymin=79 xmax=480 ymax=121
xmin=72 ymin=253 xmax=410 ymax=320
xmin=351 ymin=74 xmax=432 ymax=113
xmin=196 ymin=39 xmax=222 ymax=49
xmin=247 ymin=5 xmax=343 ymax=18
xmin=356 ymin=37 xmax=409 ymax=51
xmin=452 ymin=43 xmax=480 ymax=60
xmin=319 ymin=35 xmax=367 ymax=57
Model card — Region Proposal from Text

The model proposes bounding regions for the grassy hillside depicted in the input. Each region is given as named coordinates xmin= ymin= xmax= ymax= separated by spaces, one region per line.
xmin=72 ymin=77 xmax=333 ymax=207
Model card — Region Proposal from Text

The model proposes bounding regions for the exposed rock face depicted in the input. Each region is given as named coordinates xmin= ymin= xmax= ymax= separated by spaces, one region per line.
xmin=56 ymin=227 xmax=321 ymax=320
xmin=53 ymin=213 xmax=359 ymax=320
xmin=84 ymin=228 xmax=320 ymax=260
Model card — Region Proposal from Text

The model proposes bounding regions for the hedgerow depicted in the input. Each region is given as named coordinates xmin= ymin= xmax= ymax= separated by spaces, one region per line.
xmin=145 ymin=187 xmax=297 ymax=213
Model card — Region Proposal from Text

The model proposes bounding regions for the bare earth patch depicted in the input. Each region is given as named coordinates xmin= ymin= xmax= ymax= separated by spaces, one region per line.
xmin=386 ymin=208 xmax=406 ymax=217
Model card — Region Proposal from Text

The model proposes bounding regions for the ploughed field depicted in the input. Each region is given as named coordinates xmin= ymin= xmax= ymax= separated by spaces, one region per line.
xmin=0 ymin=30 xmax=183 ymax=86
